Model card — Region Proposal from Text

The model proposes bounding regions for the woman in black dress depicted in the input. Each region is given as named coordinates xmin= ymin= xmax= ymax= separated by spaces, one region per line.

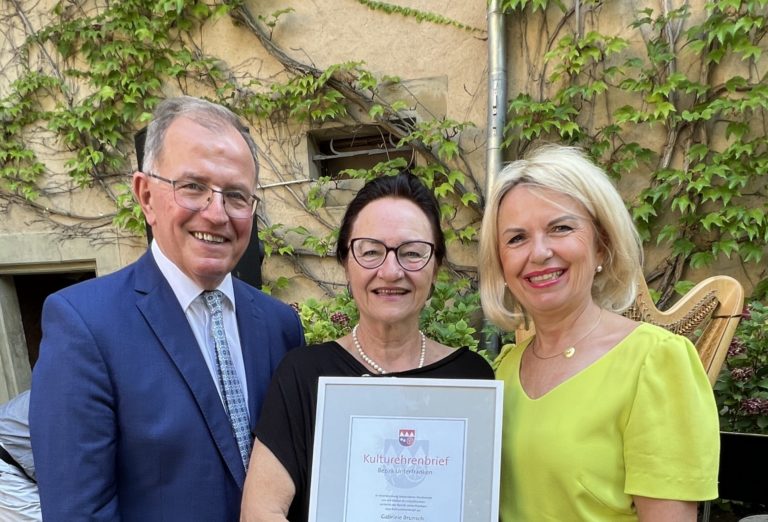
xmin=241 ymin=171 xmax=493 ymax=522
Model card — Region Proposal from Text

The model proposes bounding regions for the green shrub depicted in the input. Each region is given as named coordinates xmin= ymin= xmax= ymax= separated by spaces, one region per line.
xmin=293 ymin=292 xmax=359 ymax=346
xmin=420 ymin=272 xmax=481 ymax=351
xmin=714 ymin=301 xmax=768 ymax=434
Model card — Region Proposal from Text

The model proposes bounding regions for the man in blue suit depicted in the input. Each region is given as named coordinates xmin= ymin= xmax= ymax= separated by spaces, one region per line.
xmin=30 ymin=96 xmax=304 ymax=521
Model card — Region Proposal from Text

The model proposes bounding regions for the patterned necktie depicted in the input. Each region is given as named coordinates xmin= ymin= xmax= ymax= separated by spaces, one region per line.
xmin=202 ymin=290 xmax=252 ymax=470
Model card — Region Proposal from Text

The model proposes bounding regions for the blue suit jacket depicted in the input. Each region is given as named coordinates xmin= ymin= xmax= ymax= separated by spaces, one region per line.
xmin=30 ymin=252 xmax=304 ymax=521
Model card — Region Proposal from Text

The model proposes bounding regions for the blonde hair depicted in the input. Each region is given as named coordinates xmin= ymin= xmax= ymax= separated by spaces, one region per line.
xmin=479 ymin=144 xmax=643 ymax=331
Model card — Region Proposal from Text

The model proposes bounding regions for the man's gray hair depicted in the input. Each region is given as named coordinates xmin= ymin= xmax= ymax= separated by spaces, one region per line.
xmin=141 ymin=96 xmax=259 ymax=179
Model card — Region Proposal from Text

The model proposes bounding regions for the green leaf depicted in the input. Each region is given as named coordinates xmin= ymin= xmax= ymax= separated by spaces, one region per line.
xmin=672 ymin=237 xmax=695 ymax=257
xmin=434 ymin=182 xmax=455 ymax=197
xmin=632 ymin=202 xmax=657 ymax=223
xmin=690 ymin=251 xmax=715 ymax=269
xmin=656 ymin=224 xmax=678 ymax=245
xmin=674 ymin=280 xmax=695 ymax=295
xmin=741 ymin=243 xmax=764 ymax=263
xmin=368 ymin=104 xmax=385 ymax=119
xmin=447 ymin=170 xmax=465 ymax=186
xmin=458 ymin=226 xmax=477 ymax=241
xmin=700 ymin=213 xmax=723 ymax=231
xmin=461 ymin=192 xmax=479 ymax=206
xmin=438 ymin=140 xmax=459 ymax=160
xmin=671 ymin=194 xmax=695 ymax=214
xmin=713 ymin=239 xmax=739 ymax=258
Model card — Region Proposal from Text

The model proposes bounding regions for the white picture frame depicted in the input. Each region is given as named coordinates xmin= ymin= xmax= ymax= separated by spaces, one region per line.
xmin=308 ymin=376 xmax=504 ymax=522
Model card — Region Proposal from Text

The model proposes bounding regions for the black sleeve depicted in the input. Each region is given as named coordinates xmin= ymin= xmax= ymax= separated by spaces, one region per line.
xmin=455 ymin=349 xmax=496 ymax=379
xmin=253 ymin=349 xmax=319 ymax=517
xmin=409 ymin=348 xmax=495 ymax=379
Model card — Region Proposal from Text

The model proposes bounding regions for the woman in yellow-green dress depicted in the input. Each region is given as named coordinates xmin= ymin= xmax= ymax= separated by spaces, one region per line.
xmin=479 ymin=144 xmax=719 ymax=521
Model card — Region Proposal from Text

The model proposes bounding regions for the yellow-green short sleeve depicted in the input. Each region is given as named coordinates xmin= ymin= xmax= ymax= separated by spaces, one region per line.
xmin=623 ymin=333 xmax=719 ymax=500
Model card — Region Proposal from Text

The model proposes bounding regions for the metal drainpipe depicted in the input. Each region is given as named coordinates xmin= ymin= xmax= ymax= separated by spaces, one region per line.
xmin=484 ymin=0 xmax=507 ymax=355
xmin=487 ymin=0 xmax=507 ymax=190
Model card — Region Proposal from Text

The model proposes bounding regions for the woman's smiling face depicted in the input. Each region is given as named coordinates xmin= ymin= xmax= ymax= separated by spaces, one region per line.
xmin=496 ymin=185 xmax=604 ymax=318
xmin=345 ymin=197 xmax=437 ymax=328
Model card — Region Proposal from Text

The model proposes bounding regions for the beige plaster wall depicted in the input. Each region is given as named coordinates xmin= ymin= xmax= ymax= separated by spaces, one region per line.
xmin=503 ymin=0 xmax=765 ymax=297
xmin=1 ymin=0 xmax=146 ymax=282
xmin=188 ymin=1 xmax=491 ymax=303
xmin=0 ymin=0 xmax=490 ymax=316
xmin=0 ymin=0 xmax=762 ymax=311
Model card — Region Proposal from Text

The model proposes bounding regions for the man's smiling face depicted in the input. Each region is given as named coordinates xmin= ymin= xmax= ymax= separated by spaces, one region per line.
xmin=138 ymin=116 xmax=257 ymax=289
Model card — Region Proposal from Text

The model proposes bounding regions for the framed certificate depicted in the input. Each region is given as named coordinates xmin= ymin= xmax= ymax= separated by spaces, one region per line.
xmin=308 ymin=377 xmax=503 ymax=522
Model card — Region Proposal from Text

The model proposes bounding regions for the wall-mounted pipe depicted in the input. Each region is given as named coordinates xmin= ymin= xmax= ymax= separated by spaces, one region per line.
xmin=485 ymin=0 xmax=507 ymax=355
xmin=487 ymin=0 xmax=507 ymax=192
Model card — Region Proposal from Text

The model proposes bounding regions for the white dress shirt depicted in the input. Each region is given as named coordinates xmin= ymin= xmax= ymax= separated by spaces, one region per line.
xmin=151 ymin=241 xmax=250 ymax=415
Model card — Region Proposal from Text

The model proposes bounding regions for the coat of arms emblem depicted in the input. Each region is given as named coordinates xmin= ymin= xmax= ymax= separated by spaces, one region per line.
xmin=398 ymin=428 xmax=415 ymax=447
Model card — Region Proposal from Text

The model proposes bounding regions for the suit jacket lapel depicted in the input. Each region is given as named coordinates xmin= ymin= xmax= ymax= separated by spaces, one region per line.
xmin=133 ymin=253 xmax=246 ymax=487
xmin=234 ymin=283 xmax=273 ymax=432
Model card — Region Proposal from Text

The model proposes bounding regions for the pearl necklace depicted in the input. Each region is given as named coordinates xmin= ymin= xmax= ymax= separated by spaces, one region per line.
xmin=531 ymin=309 xmax=604 ymax=360
xmin=351 ymin=324 xmax=426 ymax=375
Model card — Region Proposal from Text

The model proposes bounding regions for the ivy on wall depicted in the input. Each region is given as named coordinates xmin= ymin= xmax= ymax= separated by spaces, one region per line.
xmin=501 ymin=0 xmax=768 ymax=305
xmin=355 ymin=0 xmax=484 ymax=33
xmin=1 ymin=0 xmax=232 ymax=237
xmin=1 ymin=0 xmax=767 ymax=323
xmin=0 ymin=1 xmax=486 ymax=343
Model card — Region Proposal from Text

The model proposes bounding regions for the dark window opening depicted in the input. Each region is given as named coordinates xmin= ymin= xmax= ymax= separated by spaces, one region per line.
xmin=14 ymin=271 xmax=95 ymax=368
xmin=309 ymin=121 xmax=417 ymax=179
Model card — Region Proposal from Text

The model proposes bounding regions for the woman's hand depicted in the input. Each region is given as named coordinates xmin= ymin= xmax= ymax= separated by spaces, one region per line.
xmin=240 ymin=439 xmax=296 ymax=522
xmin=634 ymin=496 xmax=698 ymax=522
